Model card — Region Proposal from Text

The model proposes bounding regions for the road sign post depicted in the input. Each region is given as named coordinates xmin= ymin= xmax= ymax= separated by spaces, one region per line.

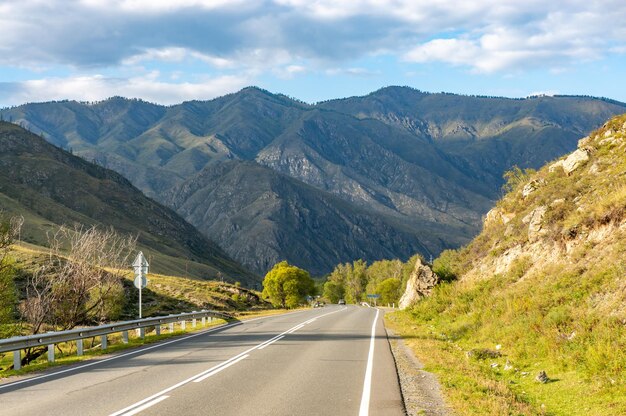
xmin=366 ymin=294 xmax=380 ymax=307
xmin=132 ymin=252 xmax=149 ymax=320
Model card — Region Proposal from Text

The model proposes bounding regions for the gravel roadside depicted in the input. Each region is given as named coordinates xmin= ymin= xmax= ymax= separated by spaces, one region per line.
xmin=385 ymin=324 xmax=451 ymax=416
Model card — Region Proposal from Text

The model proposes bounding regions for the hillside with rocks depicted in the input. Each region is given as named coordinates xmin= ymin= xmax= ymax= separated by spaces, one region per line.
xmin=389 ymin=113 xmax=626 ymax=415
xmin=3 ymin=87 xmax=625 ymax=274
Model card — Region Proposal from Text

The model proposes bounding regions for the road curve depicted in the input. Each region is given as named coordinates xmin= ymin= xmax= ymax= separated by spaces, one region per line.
xmin=0 ymin=306 xmax=404 ymax=416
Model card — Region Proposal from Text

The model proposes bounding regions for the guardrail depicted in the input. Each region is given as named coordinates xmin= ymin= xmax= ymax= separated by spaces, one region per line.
xmin=0 ymin=310 xmax=232 ymax=370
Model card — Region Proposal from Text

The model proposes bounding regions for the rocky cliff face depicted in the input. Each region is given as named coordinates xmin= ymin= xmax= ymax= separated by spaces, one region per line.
xmin=399 ymin=257 xmax=439 ymax=309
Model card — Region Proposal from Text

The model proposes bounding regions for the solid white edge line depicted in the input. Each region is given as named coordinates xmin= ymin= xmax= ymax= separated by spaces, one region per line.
xmin=108 ymin=307 xmax=346 ymax=416
xmin=193 ymin=354 xmax=249 ymax=382
xmin=119 ymin=395 xmax=169 ymax=416
xmin=257 ymin=335 xmax=284 ymax=350
xmin=359 ymin=308 xmax=380 ymax=416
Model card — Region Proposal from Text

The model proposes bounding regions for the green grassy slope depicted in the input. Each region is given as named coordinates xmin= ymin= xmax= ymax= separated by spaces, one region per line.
xmin=388 ymin=113 xmax=626 ymax=415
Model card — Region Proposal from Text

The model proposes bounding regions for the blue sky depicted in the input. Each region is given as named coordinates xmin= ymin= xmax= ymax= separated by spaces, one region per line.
xmin=1 ymin=0 xmax=625 ymax=107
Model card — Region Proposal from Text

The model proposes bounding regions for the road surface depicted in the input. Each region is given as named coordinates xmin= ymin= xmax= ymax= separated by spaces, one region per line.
xmin=0 ymin=306 xmax=404 ymax=416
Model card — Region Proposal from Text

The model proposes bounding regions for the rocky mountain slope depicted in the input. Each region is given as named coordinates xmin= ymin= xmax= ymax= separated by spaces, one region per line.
xmin=395 ymin=113 xmax=626 ymax=415
xmin=0 ymin=122 xmax=256 ymax=284
xmin=164 ymin=160 xmax=431 ymax=275
xmin=2 ymin=87 xmax=625 ymax=274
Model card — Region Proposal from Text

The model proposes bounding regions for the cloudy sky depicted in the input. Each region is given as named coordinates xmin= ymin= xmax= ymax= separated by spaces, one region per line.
xmin=1 ymin=0 xmax=625 ymax=107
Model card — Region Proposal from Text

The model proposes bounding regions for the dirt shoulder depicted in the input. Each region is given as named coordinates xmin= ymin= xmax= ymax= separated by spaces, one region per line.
xmin=384 ymin=312 xmax=451 ymax=416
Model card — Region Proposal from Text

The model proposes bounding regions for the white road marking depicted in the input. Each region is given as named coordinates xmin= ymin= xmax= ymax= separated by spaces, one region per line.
xmin=0 ymin=309 xmax=312 ymax=391
xmin=193 ymin=354 xmax=249 ymax=382
xmin=118 ymin=396 xmax=169 ymax=416
xmin=257 ymin=335 xmax=284 ymax=350
xmin=359 ymin=308 xmax=380 ymax=416
xmin=286 ymin=324 xmax=305 ymax=333
xmin=0 ymin=322 xmax=240 ymax=391
xmin=108 ymin=307 xmax=346 ymax=416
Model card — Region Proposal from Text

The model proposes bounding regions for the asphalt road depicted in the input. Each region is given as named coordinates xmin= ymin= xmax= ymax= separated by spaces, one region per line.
xmin=0 ymin=306 xmax=404 ymax=416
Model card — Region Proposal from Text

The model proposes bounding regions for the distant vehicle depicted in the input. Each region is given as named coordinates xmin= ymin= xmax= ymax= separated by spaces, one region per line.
xmin=313 ymin=301 xmax=324 ymax=308
xmin=338 ymin=299 xmax=346 ymax=305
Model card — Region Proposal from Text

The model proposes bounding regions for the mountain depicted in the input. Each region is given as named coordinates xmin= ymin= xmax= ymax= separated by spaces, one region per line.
xmin=3 ymin=87 xmax=625 ymax=274
xmin=164 ymin=160 xmax=434 ymax=276
xmin=319 ymin=86 xmax=626 ymax=192
xmin=392 ymin=114 xmax=626 ymax=414
xmin=0 ymin=121 xmax=257 ymax=284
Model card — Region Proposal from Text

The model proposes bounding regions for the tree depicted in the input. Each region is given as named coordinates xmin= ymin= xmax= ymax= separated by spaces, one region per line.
xmin=502 ymin=166 xmax=536 ymax=193
xmin=376 ymin=278 xmax=401 ymax=305
xmin=262 ymin=261 xmax=314 ymax=308
xmin=345 ymin=259 xmax=367 ymax=303
xmin=21 ymin=226 xmax=136 ymax=335
xmin=323 ymin=280 xmax=344 ymax=303
xmin=432 ymin=249 xmax=461 ymax=283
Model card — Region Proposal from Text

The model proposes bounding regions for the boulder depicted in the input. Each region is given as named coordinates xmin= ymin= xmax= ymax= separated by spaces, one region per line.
xmin=484 ymin=207 xmax=515 ymax=226
xmin=562 ymin=149 xmax=590 ymax=175
xmin=577 ymin=136 xmax=591 ymax=148
xmin=548 ymin=160 xmax=564 ymax=173
xmin=398 ymin=257 xmax=439 ymax=309
xmin=523 ymin=206 xmax=548 ymax=242
xmin=522 ymin=179 xmax=545 ymax=198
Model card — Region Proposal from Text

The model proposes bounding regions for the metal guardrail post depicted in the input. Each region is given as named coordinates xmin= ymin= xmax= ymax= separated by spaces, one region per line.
xmin=122 ymin=331 xmax=129 ymax=344
xmin=13 ymin=350 xmax=21 ymax=370
xmin=192 ymin=318 xmax=197 ymax=328
xmin=77 ymin=339 xmax=84 ymax=356
xmin=181 ymin=320 xmax=186 ymax=330
xmin=101 ymin=335 xmax=107 ymax=350
xmin=48 ymin=343 xmax=55 ymax=363
xmin=169 ymin=323 xmax=174 ymax=332
xmin=155 ymin=325 xmax=161 ymax=336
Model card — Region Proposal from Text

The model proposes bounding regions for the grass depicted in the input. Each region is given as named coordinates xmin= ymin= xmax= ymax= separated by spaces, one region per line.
xmin=386 ymin=114 xmax=626 ymax=415
xmin=0 ymin=242 xmax=282 ymax=378
xmin=8 ymin=242 xmax=269 ymax=320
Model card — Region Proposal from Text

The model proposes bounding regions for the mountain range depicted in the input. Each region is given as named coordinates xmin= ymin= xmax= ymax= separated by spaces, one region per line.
xmin=2 ymin=86 xmax=625 ymax=275
xmin=0 ymin=121 xmax=256 ymax=284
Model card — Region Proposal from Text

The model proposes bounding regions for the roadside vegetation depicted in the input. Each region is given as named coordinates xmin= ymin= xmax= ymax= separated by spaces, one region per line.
xmin=387 ymin=114 xmax=626 ymax=415
xmin=0 ymin=219 xmax=273 ymax=375
xmin=261 ymin=261 xmax=315 ymax=308
xmin=322 ymin=256 xmax=419 ymax=305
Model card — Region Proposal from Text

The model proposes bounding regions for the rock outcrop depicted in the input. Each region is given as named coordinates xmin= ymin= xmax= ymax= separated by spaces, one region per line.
xmin=399 ymin=257 xmax=439 ymax=309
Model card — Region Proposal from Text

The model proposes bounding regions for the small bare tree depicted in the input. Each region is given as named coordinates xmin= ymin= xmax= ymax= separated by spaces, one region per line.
xmin=21 ymin=226 xmax=137 ymax=334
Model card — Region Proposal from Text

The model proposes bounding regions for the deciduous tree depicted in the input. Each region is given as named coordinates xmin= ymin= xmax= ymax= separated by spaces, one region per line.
xmin=262 ymin=261 xmax=314 ymax=308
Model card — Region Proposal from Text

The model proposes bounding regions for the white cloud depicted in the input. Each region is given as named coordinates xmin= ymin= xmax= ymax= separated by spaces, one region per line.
xmin=0 ymin=0 xmax=625 ymax=105
xmin=79 ymin=0 xmax=254 ymax=13
xmin=1 ymin=73 xmax=249 ymax=106
xmin=326 ymin=67 xmax=381 ymax=77
xmin=123 ymin=47 xmax=235 ymax=69
xmin=403 ymin=4 xmax=625 ymax=72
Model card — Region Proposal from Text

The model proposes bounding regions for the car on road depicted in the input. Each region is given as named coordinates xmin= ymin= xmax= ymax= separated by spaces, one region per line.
xmin=338 ymin=299 xmax=346 ymax=305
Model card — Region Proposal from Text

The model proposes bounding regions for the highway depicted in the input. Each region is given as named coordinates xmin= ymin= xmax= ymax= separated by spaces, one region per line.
xmin=0 ymin=306 xmax=405 ymax=416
